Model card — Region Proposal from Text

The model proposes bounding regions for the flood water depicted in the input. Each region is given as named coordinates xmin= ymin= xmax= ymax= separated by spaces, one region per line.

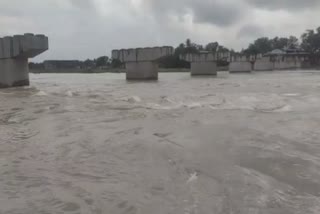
xmin=1 ymin=71 xmax=320 ymax=213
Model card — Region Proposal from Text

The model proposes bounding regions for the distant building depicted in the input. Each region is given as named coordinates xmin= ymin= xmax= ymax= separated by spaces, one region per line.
xmin=265 ymin=48 xmax=309 ymax=58
xmin=44 ymin=60 xmax=81 ymax=70
xmin=264 ymin=49 xmax=310 ymax=69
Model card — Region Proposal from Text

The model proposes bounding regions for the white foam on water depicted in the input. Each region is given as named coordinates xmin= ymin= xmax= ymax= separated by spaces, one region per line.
xmin=65 ymin=105 xmax=76 ymax=111
xmin=8 ymin=117 xmax=20 ymax=124
xmin=145 ymin=95 xmax=224 ymax=110
xmin=185 ymin=103 xmax=203 ymax=109
xmin=268 ymin=105 xmax=292 ymax=112
xmin=118 ymin=96 xmax=142 ymax=103
xmin=163 ymin=97 xmax=177 ymax=104
xmin=129 ymin=96 xmax=142 ymax=103
xmin=146 ymin=103 xmax=183 ymax=110
xmin=66 ymin=91 xmax=74 ymax=97
xmin=144 ymin=94 xmax=293 ymax=112
xmin=208 ymin=94 xmax=292 ymax=112
xmin=187 ymin=172 xmax=198 ymax=184
xmin=282 ymin=93 xmax=300 ymax=97
xmin=35 ymin=91 xmax=48 ymax=96
xmin=217 ymin=71 xmax=230 ymax=78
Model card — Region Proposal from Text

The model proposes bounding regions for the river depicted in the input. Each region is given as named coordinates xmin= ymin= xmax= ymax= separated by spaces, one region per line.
xmin=1 ymin=71 xmax=320 ymax=213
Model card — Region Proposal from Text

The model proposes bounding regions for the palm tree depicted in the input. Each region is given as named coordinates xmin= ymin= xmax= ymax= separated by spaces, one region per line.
xmin=301 ymin=27 xmax=320 ymax=65
xmin=186 ymin=39 xmax=191 ymax=48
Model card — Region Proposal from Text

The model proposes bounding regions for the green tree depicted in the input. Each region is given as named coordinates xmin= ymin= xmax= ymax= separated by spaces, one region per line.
xmin=243 ymin=43 xmax=259 ymax=55
xmin=111 ymin=59 xmax=123 ymax=68
xmin=174 ymin=43 xmax=186 ymax=56
xmin=157 ymin=55 xmax=190 ymax=68
xmin=195 ymin=44 xmax=204 ymax=51
xmin=217 ymin=45 xmax=229 ymax=53
xmin=288 ymin=36 xmax=299 ymax=49
xmin=271 ymin=37 xmax=289 ymax=49
xmin=185 ymin=39 xmax=199 ymax=54
xmin=254 ymin=37 xmax=273 ymax=53
xmin=270 ymin=36 xmax=299 ymax=50
xmin=244 ymin=37 xmax=273 ymax=55
xmin=175 ymin=39 xmax=199 ymax=56
xmin=205 ymin=42 xmax=219 ymax=52
xmin=186 ymin=39 xmax=192 ymax=47
xmin=301 ymin=27 xmax=320 ymax=65
xmin=301 ymin=27 xmax=320 ymax=54
xmin=83 ymin=59 xmax=95 ymax=68
xmin=229 ymin=49 xmax=237 ymax=54
xmin=95 ymin=56 xmax=109 ymax=67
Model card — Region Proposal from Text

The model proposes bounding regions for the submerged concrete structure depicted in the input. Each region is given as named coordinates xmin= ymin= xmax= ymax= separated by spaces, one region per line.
xmin=44 ymin=60 xmax=81 ymax=70
xmin=253 ymin=49 xmax=310 ymax=71
xmin=0 ymin=33 xmax=48 ymax=88
xmin=112 ymin=47 xmax=174 ymax=80
xmin=265 ymin=49 xmax=310 ymax=70
xmin=181 ymin=52 xmax=230 ymax=75
xmin=254 ymin=56 xmax=274 ymax=71
xmin=191 ymin=61 xmax=217 ymax=75
xmin=229 ymin=55 xmax=255 ymax=73
xmin=217 ymin=71 xmax=230 ymax=78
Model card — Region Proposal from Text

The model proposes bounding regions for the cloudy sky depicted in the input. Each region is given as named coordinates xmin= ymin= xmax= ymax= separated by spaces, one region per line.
xmin=0 ymin=0 xmax=319 ymax=62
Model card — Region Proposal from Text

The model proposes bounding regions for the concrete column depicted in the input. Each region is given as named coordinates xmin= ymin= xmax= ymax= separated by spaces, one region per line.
xmin=126 ymin=61 xmax=158 ymax=80
xmin=112 ymin=46 xmax=174 ymax=80
xmin=2 ymin=37 xmax=13 ymax=58
xmin=191 ymin=61 xmax=217 ymax=75
xmin=217 ymin=71 xmax=230 ymax=78
xmin=254 ymin=61 xmax=274 ymax=71
xmin=0 ymin=33 xmax=48 ymax=88
xmin=229 ymin=61 xmax=252 ymax=73
xmin=0 ymin=58 xmax=29 ymax=88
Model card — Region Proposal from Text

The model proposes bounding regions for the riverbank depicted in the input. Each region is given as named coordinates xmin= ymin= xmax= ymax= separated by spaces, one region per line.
xmin=30 ymin=68 xmax=190 ymax=74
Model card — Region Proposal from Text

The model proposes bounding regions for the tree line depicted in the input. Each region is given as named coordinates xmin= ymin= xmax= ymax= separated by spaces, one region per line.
xmin=160 ymin=26 xmax=320 ymax=67
xmin=30 ymin=26 xmax=320 ymax=70
xmin=29 ymin=56 xmax=122 ymax=70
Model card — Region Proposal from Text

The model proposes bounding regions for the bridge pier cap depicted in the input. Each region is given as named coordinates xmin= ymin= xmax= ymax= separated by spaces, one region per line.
xmin=112 ymin=46 xmax=174 ymax=80
xmin=0 ymin=33 xmax=49 ymax=88
xmin=180 ymin=52 xmax=230 ymax=76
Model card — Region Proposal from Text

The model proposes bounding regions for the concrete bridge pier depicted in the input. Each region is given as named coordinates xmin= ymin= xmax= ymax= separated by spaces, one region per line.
xmin=180 ymin=52 xmax=230 ymax=76
xmin=228 ymin=55 xmax=256 ymax=73
xmin=0 ymin=33 xmax=49 ymax=88
xmin=125 ymin=61 xmax=158 ymax=80
xmin=254 ymin=59 xmax=274 ymax=71
xmin=229 ymin=61 xmax=253 ymax=73
xmin=112 ymin=46 xmax=174 ymax=80
xmin=0 ymin=58 xmax=29 ymax=88
xmin=191 ymin=61 xmax=217 ymax=75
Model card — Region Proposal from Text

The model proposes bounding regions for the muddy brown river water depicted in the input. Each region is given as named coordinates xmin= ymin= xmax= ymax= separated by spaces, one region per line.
xmin=1 ymin=71 xmax=320 ymax=213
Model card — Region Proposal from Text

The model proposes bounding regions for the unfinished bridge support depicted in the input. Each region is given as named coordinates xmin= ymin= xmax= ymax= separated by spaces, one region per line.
xmin=125 ymin=61 xmax=158 ymax=80
xmin=180 ymin=52 xmax=230 ymax=76
xmin=0 ymin=33 xmax=49 ymax=88
xmin=229 ymin=62 xmax=253 ymax=73
xmin=112 ymin=47 xmax=174 ymax=80
xmin=228 ymin=55 xmax=256 ymax=73
xmin=191 ymin=61 xmax=217 ymax=75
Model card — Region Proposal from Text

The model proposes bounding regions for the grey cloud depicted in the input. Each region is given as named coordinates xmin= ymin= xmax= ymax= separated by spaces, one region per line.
xmin=237 ymin=25 xmax=265 ymax=38
xmin=69 ymin=0 xmax=94 ymax=9
xmin=1 ymin=0 xmax=318 ymax=61
xmin=191 ymin=1 xmax=243 ymax=26
xmin=144 ymin=0 xmax=246 ymax=27
xmin=246 ymin=0 xmax=320 ymax=11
